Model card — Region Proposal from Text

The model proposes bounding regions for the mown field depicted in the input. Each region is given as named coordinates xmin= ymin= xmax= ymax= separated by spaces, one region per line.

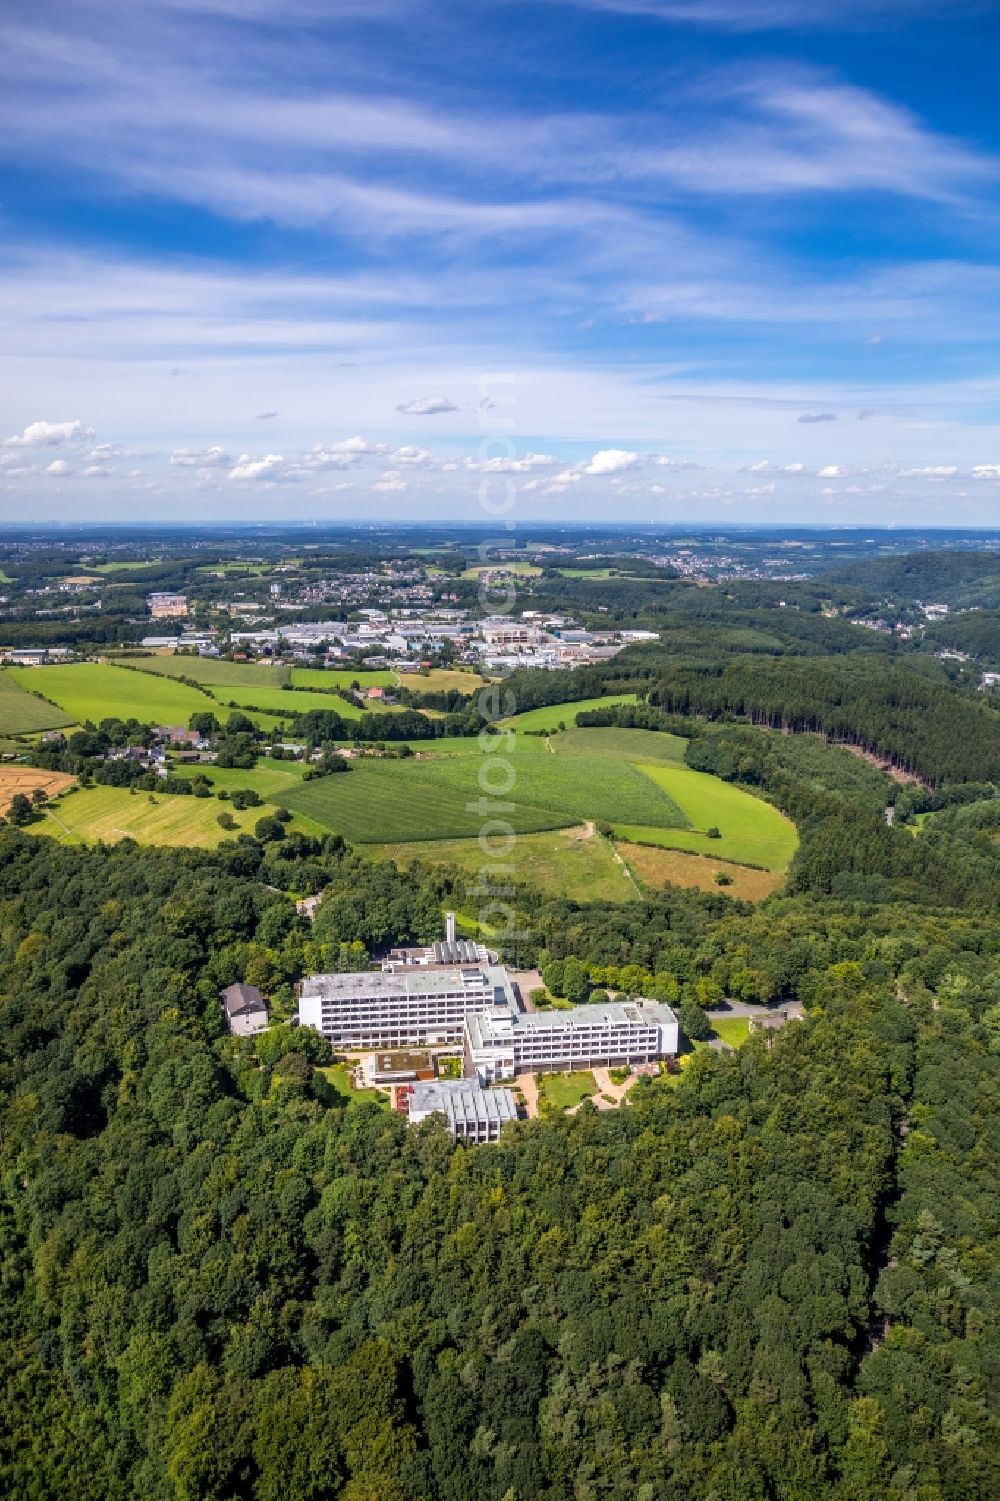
xmin=7 ymin=662 xmax=249 ymax=731
xmin=619 ymin=762 xmax=798 ymax=871
xmin=290 ymin=668 xmax=397 ymax=690
xmin=619 ymin=841 xmax=785 ymax=901
xmin=396 ymin=669 xmax=483 ymax=695
xmin=0 ymin=766 xmax=76 ymax=814
xmin=125 ymin=656 xmax=291 ymax=688
xmin=29 ymin=782 xmax=326 ymax=849
xmin=461 ymin=561 xmax=543 ymax=578
xmin=218 ymin=684 xmax=373 ymax=719
xmin=372 ymin=825 xmax=636 ymax=903
xmin=500 ymin=694 xmax=639 ymax=733
xmin=0 ymin=672 xmax=75 ymax=734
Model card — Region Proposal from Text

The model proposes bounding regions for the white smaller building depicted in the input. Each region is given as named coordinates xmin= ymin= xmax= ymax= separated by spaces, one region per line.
xmin=406 ymin=1080 xmax=518 ymax=1142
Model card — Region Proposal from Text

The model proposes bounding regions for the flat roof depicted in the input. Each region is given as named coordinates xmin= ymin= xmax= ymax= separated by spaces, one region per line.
xmin=467 ymin=999 xmax=676 ymax=1048
xmin=302 ymin=964 xmax=513 ymax=1002
xmin=408 ymin=1080 xmax=518 ymax=1128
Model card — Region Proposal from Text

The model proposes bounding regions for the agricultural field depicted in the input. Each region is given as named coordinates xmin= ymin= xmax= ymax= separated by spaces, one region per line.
xmin=460 ymin=561 xmax=543 ymax=578
xmin=551 ymin=726 xmax=688 ymax=764
xmin=620 ymin=763 xmax=798 ymax=871
xmin=618 ymin=842 xmax=785 ymax=901
xmin=28 ymin=782 xmax=326 ymax=849
xmin=359 ymin=747 xmax=687 ymax=830
xmin=281 ymin=761 xmax=573 ymax=842
xmin=0 ymin=767 xmax=76 ymax=815
xmin=7 ymin=663 xmax=229 ymax=730
xmin=500 ymin=694 xmax=638 ymax=733
xmin=126 ymin=656 xmax=290 ymax=688
xmin=372 ymin=825 xmax=635 ymax=903
xmin=0 ymin=672 xmax=75 ymax=734
xmin=290 ymin=668 xmax=396 ymax=690
xmin=396 ymin=669 xmax=484 ymax=695
xmin=218 ymin=683 xmax=371 ymax=719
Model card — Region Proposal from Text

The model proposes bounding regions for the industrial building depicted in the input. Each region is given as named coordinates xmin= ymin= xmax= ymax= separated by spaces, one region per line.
xmin=298 ymin=964 xmax=516 ymax=1048
xmin=405 ymin=1080 xmax=518 ymax=1142
xmin=382 ymin=911 xmax=490 ymax=971
xmin=464 ymin=999 xmax=678 ymax=1083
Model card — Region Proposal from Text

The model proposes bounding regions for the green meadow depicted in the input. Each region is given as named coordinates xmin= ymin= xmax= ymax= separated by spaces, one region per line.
xmin=0 ymin=672 xmax=75 ymax=734
xmin=617 ymin=762 xmax=798 ymax=872
xmin=7 ymin=663 xmax=227 ymax=730
xmin=500 ymin=694 xmax=639 ymax=733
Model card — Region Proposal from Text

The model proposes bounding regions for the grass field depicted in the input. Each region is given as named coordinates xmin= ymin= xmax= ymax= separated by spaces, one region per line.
xmin=618 ymin=842 xmax=785 ymax=901
xmin=619 ymin=763 xmax=798 ymax=871
xmin=218 ymin=683 xmax=372 ymax=719
xmin=552 ymin=726 xmax=688 ymax=764
xmin=290 ymin=668 xmax=396 ymax=690
xmin=29 ymin=782 xmax=325 ymax=848
xmin=8 ymin=662 xmax=231 ymax=730
xmin=710 ymin=1016 xmax=752 ymax=1048
xmin=372 ymin=825 xmax=636 ymax=902
xmin=281 ymin=761 xmax=575 ymax=842
xmin=364 ymin=748 xmax=688 ymax=830
xmin=0 ymin=672 xmax=75 ymax=734
xmin=396 ymin=669 xmax=483 ymax=695
xmin=461 ymin=561 xmax=543 ymax=578
xmin=128 ymin=656 xmax=290 ymax=688
xmin=539 ymin=1072 xmax=596 ymax=1111
xmin=501 ymin=694 xmax=639 ymax=733
xmin=170 ymin=757 xmax=308 ymax=798
xmin=0 ymin=767 xmax=76 ymax=814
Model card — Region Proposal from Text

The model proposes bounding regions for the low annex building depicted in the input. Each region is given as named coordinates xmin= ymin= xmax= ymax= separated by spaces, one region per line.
xmin=405 ymin=1080 xmax=518 ymax=1143
xmin=464 ymin=999 xmax=679 ymax=1083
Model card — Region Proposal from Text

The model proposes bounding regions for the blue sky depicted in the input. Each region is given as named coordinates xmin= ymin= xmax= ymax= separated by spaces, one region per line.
xmin=2 ymin=0 xmax=1000 ymax=524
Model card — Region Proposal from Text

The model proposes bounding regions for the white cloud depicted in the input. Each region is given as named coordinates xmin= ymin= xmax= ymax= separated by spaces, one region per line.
xmin=583 ymin=448 xmax=640 ymax=475
xmin=652 ymin=455 xmax=701 ymax=471
xmin=372 ymin=469 xmax=407 ymax=492
xmin=5 ymin=418 xmax=94 ymax=448
xmin=898 ymin=465 xmax=958 ymax=478
xmin=480 ymin=451 xmax=559 ymax=474
xmin=391 ymin=445 xmax=434 ymax=466
xmin=85 ymin=443 xmax=124 ymax=461
xmin=817 ymin=464 xmax=847 ymax=477
xmin=44 ymin=459 xmax=72 ymax=475
xmin=227 ymin=453 xmax=288 ymax=480
xmin=395 ymin=396 xmax=457 ymax=415
xmin=82 ymin=464 xmax=110 ymax=477
xmin=972 ymin=465 xmax=1000 ymax=480
xmin=170 ymin=445 xmax=231 ymax=467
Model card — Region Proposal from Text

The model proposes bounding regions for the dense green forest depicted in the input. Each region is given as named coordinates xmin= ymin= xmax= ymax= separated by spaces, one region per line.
xmin=2 ymin=796 xmax=1000 ymax=1498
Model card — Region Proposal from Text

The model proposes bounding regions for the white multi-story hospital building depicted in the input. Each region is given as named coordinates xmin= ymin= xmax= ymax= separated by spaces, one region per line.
xmin=463 ymin=999 xmax=679 ymax=1083
xmin=298 ymin=965 xmax=515 ymax=1049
